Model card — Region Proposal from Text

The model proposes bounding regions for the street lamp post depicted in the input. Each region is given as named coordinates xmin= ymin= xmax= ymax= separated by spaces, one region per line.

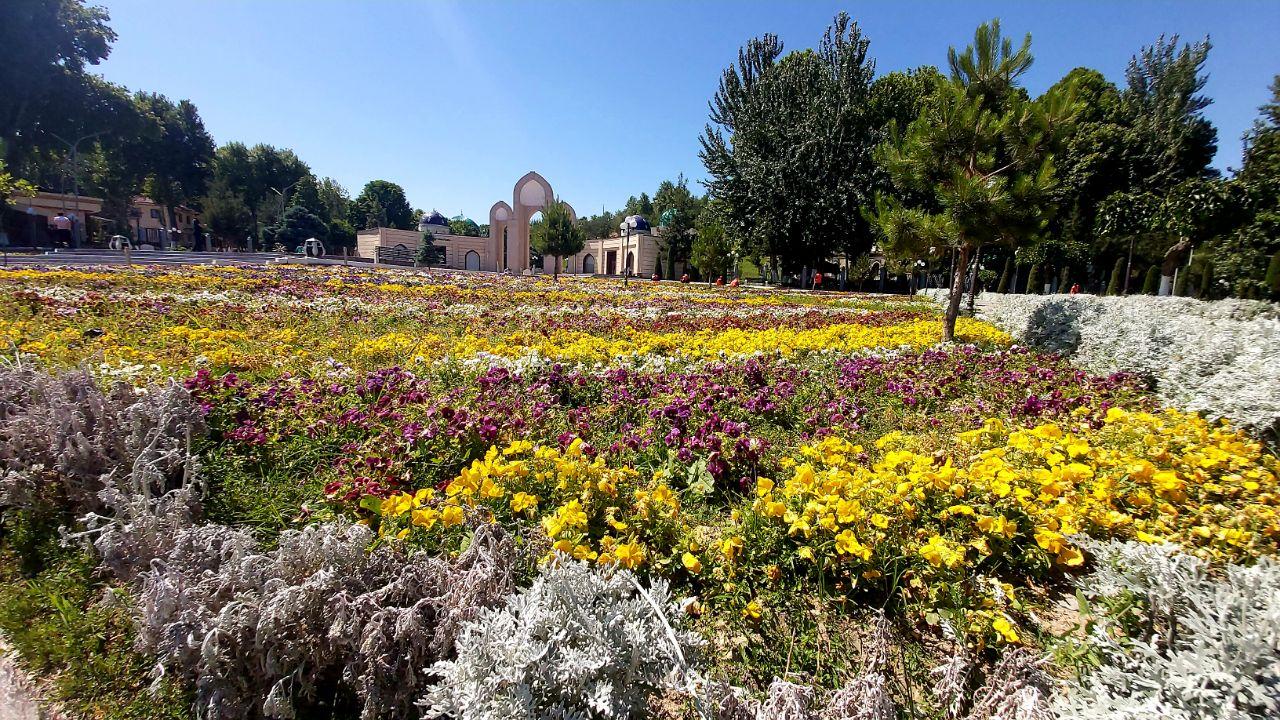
xmin=50 ymin=130 xmax=105 ymax=249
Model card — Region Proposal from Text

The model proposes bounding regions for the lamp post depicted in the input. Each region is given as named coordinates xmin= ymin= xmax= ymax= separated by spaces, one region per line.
xmin=50 ymin=130 xmax=104 ymax=249
xmin=619 ymin=217 xmax=636 ymax=287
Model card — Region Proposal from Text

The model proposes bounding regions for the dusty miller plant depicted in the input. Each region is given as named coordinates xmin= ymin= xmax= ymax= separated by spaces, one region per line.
xmin=0 ymin=366 xmax=203 ymax=514
xmin=929 ymin=621 xmax=1053 ymax=720
xmin=1054 ymin=539 xmax=1280 ymax=719
xmin=946 ymin=293 xmax=1280 ymax=433
xmin=423 ymin=556 xmax=702 ymax=720
xmin=701 ymin=611 xmax=897 ymax=720
xmin=128 ymin=519 xmax=515 ymax=720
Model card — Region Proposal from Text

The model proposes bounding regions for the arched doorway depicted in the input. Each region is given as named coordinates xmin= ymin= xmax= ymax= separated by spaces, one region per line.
xmin=583 ymin=254 xmax=596 ymax=274
xmin=465 ymin=250 xmax=480 ymax=271
xmin=488 ymin=172 xmax=574 ymax=274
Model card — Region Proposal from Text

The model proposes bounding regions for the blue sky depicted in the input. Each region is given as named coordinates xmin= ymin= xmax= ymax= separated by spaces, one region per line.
xmin=93 ymin=1 xmax=1279 ymax=222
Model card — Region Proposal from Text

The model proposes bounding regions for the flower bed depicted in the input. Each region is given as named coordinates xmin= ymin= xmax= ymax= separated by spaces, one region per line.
xmin=941 ymin=291 xmax=1280 ymax=433
xmin=0 ymin=266 xmax=1276 ymax=719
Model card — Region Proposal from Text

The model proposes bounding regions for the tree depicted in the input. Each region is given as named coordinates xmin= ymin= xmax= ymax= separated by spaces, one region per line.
xmin=415 ymin=231 xmax=437 ymax=266
xmin=1266 ymin=251 xmax=1280 ymax=300
xmin=701 ymin=13 xmax=880 ymax=274
xmin=1026 ymin=264 xmax=1042 ymax=295
xmin=530 ymin=197 xmax=584 ymax=281
xmin=1 ymin=0 xmax=116 ymax=164
xmin=350 ymin=180 xmax=413 ymax=230
xmin=871 ymin=20 xmax=1080 ymax=341
xmin=690 ymin=204 xmax=735 ymax=283
xmin=623 ymin=193 xmax=654 ymax=220
xmin=1141 ymin=265 xmax=1161 ymax=294
xmin=317 ymin=177 xmax=351 ymax=225
xmin=1106 ymin=257 xmax=1126 ymax=295
xmin=653 ymin=174 xmax=702 ymax=279
xmin=201 ymin=178 xmax=253 ymax=248
xmin=995 ymin=257 xmax=1011 ymax=293
xmin=448 ymin=218 xmax=481 ymax=236
xmin=262 ymin=205 xmax=328 ymax=250
xmin=132 ymin=94 xmax=214 ymax=234
xmin=327 ymin=219 xmax=356 ymax=253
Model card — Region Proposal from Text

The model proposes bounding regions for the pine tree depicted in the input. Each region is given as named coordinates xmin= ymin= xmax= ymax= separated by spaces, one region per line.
xmin=530 ymin=197 xmax=585 ymax=281
xmin=871 ymin=20 xmax=1080 ymax=340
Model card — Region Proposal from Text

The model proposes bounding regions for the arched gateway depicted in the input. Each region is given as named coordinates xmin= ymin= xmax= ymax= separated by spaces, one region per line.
xmin=488 ymin=171 xmax=575 ymax=272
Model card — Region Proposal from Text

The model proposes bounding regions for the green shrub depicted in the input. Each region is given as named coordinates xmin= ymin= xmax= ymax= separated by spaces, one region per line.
xmin=1106 ymin=258 xmax=1125 ymax=296
xmin=1141 ymin=265 xmax=1161 ymax=295
xmin=996 ymin=258 xmax=1011 ymax=293
xmin=1199 ymin=260 xmax=1215 ymax=299
xmin=1266 ymin=251 xmax=1280 ymax=300
xmin=1026 ymin=264 xmax=1042 ymax=294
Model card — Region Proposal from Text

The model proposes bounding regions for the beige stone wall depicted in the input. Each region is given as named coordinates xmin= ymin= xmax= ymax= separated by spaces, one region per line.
xmin=356 ymin=228 xmax=495 ymax=271
xmin=563 ymin=233 xmax=683 ymax=277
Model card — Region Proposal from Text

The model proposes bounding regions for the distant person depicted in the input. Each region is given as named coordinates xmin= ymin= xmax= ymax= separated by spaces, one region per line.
xmin=651 ymin=273 xmax=660 ymax=282
xmin=729 ymin=277 xmax=740 ymax=288
xmin=1070 ymin=283 xmax=1080 ymax=295
xmin=715 ymin=276 xmax=724 ymax=286
xmin=680 ymin=273 xmax=690 ymax=283
xmin=192 ymin=219 xmax=205 ymax=251
xmin=813 ymin=272 xmax=824 ymax=291
xmin=49 ymin=212 xmax=73 ymax=246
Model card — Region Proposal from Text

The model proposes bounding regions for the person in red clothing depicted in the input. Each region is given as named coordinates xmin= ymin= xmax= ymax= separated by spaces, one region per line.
xmin=715 ymin=276 xmax=724 ymax=286
xmin=1069 ymin=283 xmax=1081 ymax=295
xmin=813 ymin=272 xmax=824 ymax=291
xmin=729 ymin=277 xmax=740 ymax=288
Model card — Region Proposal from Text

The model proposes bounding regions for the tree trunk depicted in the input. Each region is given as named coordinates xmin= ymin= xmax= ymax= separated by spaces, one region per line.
xmin=943 ymin=244 xmax=971 ymax=343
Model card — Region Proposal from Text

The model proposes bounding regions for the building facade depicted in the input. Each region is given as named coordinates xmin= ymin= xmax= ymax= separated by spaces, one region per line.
xmin=128 ymin=196 xmax=200 ymax=248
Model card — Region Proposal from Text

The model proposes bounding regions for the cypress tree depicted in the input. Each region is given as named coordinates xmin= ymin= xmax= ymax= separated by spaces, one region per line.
xmin=1141 ymin=265 xmax=1161 ymax=295
xmin=1026 ymin=264 xmax=1042 ymax=295
xmin=1199 ymin=260 xmax=1214 ymax=299
xmin=1106 ymin=257 xmax=1125 ymax=295
xmin=996 ymin=258 xmax=1011 ymax=293
xmin=1266 ymin=251 xmax=1280 ymax=300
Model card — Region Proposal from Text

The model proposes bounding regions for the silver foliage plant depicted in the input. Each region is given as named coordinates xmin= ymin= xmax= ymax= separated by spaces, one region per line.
xmin=701 ymin=611 xmax=897 ymax=720
xmin=423 ymin=556 xmax=702 ymax=720
xmin=938 ymin=292 xmax=1280 ymax=432
xmin=1055 ymin=540 xmax=1280 ymax=720
xmin=0 ymin=366 xmax=203 ymax=513
xmin=929 ymin=627 xmax=1053 ymax=720
xmin=0 ymin=366 xmax=520 ymax=719
xmin=131 ymin=520 xmax=515 ymax=720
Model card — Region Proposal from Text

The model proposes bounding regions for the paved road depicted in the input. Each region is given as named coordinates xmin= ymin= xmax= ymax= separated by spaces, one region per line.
xmin=0 ymin=249 xmax=288 ymax=267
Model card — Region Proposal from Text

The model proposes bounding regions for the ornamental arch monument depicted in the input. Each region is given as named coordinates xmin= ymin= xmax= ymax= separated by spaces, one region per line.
xmin=489 ymin=171 xmax=575 ymax=272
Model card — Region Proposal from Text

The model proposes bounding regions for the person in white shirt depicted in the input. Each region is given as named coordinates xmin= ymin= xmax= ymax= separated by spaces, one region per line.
xmin=49 ymin=212 xmax=73 ymax=246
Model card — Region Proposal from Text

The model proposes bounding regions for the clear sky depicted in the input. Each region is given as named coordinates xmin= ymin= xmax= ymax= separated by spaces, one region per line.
xmin=92 ymin=1 xmax=1279 ymax=223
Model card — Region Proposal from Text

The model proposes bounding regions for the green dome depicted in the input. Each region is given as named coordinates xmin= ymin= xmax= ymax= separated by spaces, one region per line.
xmin=658 ymin=208 xmax=677 ymax=227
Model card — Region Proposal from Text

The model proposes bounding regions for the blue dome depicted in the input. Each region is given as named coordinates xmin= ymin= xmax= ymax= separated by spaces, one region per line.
xmin=621 ymin=214 xmax=651 ymax=232
xmin=419 ymin=211 xmax=450 ymax=232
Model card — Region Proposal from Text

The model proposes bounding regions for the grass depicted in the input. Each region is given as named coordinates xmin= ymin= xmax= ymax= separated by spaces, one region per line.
xmin=0 ymin=506 xmax=192 ymax=720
